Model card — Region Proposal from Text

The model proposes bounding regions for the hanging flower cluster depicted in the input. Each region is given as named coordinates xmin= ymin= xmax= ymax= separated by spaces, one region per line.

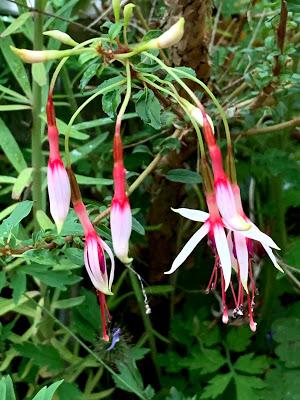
xmin=12 ymin=0 xmax=283 ymax=337
xmin=166 ymin=105 xmax=283 ymax=331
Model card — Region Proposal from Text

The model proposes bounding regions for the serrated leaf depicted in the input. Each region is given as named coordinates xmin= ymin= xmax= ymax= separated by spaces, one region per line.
xmin=201 ymin=373 xmax=232 ymax=399
xmin=226 ymin=326 xmax=252 ymax=352
xmin=0 ymin=117 xmax=27 ymax=173
xmin=0 ymin=200 xmax=33 ymax=238
xmin=79 ymin=63 xmax=99 ymax=91
xmin=0 ymin=12 xmax=32 ymax=37
xmin=234 ymin=375 xmax=265 ymax=400
xmin=102 ymin=88 xmax=121 ymax=118
xmin=234 ymin=353 xmax=269 ymax=374
xmin=135 ymin=89 xmax=161 ymax=130
xmin=182 ymin=348 xmax=226 ymax=374
xmin=15 ymin=343 xmax=64 ymax=372
xmin=165 ymin=169 xmax=202 ymax=184
xmin=12 ymin=168 xmax=33 ymax=200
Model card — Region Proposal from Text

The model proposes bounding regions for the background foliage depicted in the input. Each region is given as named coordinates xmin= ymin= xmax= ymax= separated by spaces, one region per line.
xmin=0 ymin=0 xmax=300 ymax=399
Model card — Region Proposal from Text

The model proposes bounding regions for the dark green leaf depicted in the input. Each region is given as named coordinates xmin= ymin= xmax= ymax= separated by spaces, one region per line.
xmin=165 ymin=169 xmax=202 ymax=184
xmin=201 ymin=373 xmax=232 ymax=399
xmin=234 ymin=353 xmax=269 ymax=374
xmin=135 ymin=89 xmax=161 ymax=129
xmin=102 ymin=88 xmax=121 ymax=118
xmin=15 ymin=343 xmax=64 ymax=372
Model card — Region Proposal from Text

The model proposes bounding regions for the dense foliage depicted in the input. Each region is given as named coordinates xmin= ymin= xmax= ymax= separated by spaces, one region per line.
xmin=0 ymin=0 xmax=299 ymax=399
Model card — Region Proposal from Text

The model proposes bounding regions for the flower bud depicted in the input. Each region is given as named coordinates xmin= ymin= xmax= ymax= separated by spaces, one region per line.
xmin=183 ymin=100 xmax=215 ymax=133
xmin=148 ymin=18 xmax=185 ymax=49
xmin=43 ymin=30 xmax=78 ymax=47
xmin=10 ymin=46 xmax=85 ymax=63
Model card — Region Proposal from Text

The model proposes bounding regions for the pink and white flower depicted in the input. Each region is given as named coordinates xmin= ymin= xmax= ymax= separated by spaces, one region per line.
xmin=110 ymin=124 xmax=132 ymax=264
xmin=46 ymin=94 xmax=70 ymax=233
xmin=74 ymin=200 xmax=115 ymax=341
xmin=165 ymin=193 xmax=232 ymax=323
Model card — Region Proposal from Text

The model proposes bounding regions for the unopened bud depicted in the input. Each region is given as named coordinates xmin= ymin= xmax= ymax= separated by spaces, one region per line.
xmin=148 ymin=18 xmax=184 ymax=49
xmin=11 ymin=46 xmax=88 ymax=63
xmin=43 ymin=30 xmax=78 ymax=47
xmin=183 ymin=99 xmax=215 ymax=133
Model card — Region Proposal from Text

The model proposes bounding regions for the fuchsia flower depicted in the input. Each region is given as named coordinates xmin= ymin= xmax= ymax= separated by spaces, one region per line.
xmin=110 ymin=122 xmax=132 ymax=264
xmin=165 ymin=193 xmax=232 ymax=323
xmin=74 ymin=199 xmax=115 ymax=341
xmin=46 ymin=94 xmax=71 ymax=233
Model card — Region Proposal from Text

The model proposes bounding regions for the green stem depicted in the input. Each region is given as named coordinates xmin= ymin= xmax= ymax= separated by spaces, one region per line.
xmin=32 ymin=0 xmax=45 ymax=230
xmin=129 ymin=270 xmax=161 ymax=382
xmin=116 ymin=61 xmax=131 ymax=124
xmin=64 ymin=80 xmax=126 ymax=166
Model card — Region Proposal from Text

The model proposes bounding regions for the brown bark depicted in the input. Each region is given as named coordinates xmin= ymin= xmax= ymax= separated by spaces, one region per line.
xmin=164 ymin=0 xmax=213 ymax=81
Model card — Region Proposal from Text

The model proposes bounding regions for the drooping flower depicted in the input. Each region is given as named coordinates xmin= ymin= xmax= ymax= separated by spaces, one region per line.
xmin=73 ymin=199 xmax=115 ymax=342
xmin=165 ymin=193 xmax=232 ymax=323
xmin=110 ymin=121 xmax=132 ymax=264
xmin=46 ymin=93 xmax=71 ymax=233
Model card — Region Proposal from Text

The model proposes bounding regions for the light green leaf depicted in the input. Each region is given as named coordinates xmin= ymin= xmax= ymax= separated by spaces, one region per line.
xmin=32 ymin=63 xmax=47 ymax=86
xmin=53 ymin=296 xmax=85 ymax=309
xmin=0 ymin=117 xmax=27 ymax=173
xmin=201 ymin=373 xmax=232 ymax=399
xmin=31 ymin=380 xmax=64 ymax=400
xmin=0 ymin=200 xmax=33 ymax=238
xmin=75 ymin=175 xmax=113 ymax=186
xmin=0 ymin=12 xmax=32 ymax=37
xmin=165 ymin=169 xmax=202 ymax=184
xmin=0 ymin=376 xmax=16 ymax=400
xmin=70 ymin=133 xmax=109 ymax=163
xmin=132 ymin=216 xmax=145 ymax=235
xmin=0 ymin=84 xmax=30 ymax=104
xmin=36 ymin=210 xmax=54 ymax=231
xmin=12 ymin=168 xmax=33 ymax=200
xmin=0 ymin=20 xmax=32 ymax=99
xmin=73 ymin=113 xmax=137 ymax=130
xmin=0 ymin=105 xmax=31 ymax=111
xmin=0 ymin=204 xmax=18 ymax=222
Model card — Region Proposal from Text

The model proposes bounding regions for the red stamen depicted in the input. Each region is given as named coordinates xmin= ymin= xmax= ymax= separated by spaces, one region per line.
xmin=230 ymin=281 xmax=238 ymax=309
xmin=247 ymin=291 xmax=257 ymax=332
xmin=98 ymin=291 xmax=109 ymax=342
xmin=220 ymin=270 xmax=228 ymax=324
xmin=206 ymin=258 xmax=218 ymax=292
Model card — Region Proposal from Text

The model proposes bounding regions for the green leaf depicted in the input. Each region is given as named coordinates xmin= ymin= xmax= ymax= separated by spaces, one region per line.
xmin=36 ymin=210 xmax=54 ymax=231
xmin=0 ymin=12 xmax=32 ymax=37
xmin=0 ymin=376 xmax=16 ymax=400
xmin=31 ymin=380 xmax=64 ymax=400
xmin=181 ymin=348 xmax=226 ymax=374
xmin=55 ymin=382 xmax=83 ymax=400
xmin=145 ymin=285 xmax=174 ymax=295
xmin=272 ymin=318 xmax=300 ymax=368
xmin=226 ymin=326 xmax=252 ymax=352
xmin=0 ymin=20 xmax=32 ymax=99
xmin=75 ymin=175 xmax=113 ymax=186
xmin=165 ymin=169 xmax=202 ymax=184
xmin=79 ymin=63 xmax=99 ymax=91
xmin=132 ymin=216 xmax=145 ymax=235
xmin=0 ymin=105 xmax=31 ymax=111
xmin=108 ymin=22 xmax=122 ymax=40
xmin=53 ymin=296 xmax=85 ymax=309
xmin=0 ymin=176 xmax=16 ymax=184
xmin=0 ymin=200 xmax=33 ymax=238
xmin=0 ymin=84 xmax=29 ymax=103
xmin=12 ymin=168 xmax=33 ymax=200
xmin=71 ymin=133 xmax=109 ymax=163
xmin=15 ymin=343 xmax=64 ymax=372
xmin=234 ymin=374 xmax=265 ymax=400
xmin=0 ymin=117 xmax=27 ymax=173
xmin=113 ymin=360 xmax=144 ymax=395
xmin=0 ymin=271 xmax=6 ymax=294
xmin=102 ymin=88 xmax=121 ymax=118
xmin=32 ymin=63 xmax=47 ymax=86
xmin=201 ymin=373 xmax=232 ymax=399
xmin=135 ymin=89 xmax=161 ymax=129
xmin=234 ymin=353 xmax=269 ymax=374
xmin=10 ymin=273 xmax=26 ymax=304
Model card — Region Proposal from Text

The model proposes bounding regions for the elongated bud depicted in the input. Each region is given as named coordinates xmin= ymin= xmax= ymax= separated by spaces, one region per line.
xmin=10 ymin=46 xmax=88 ymax=63
xmin=148 ymin=18 xmax=185 ymax=49
xmin=112 ymin=0 xmax=121 ymax=23
xmin=123 ymin=4 xmax=135 ymax=29
xmin=43 ymin=30 xmax=78 ymax=47
xmin=183 ymin=99 xmax=215 ymax=134
xmin=47 ymin=93 xmax=71 ymax=233
xmin=110 ymin=123 xmax=132 ymax=264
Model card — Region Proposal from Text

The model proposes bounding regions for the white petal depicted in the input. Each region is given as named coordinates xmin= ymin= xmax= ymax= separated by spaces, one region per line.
xmin=110 ymin=200 xmax=132 ymax=264
xmin=214 ymin=224 xmax=231 ymax=290
xmin=101 ymin=239 xmax=115 ymax=292
xmin=234 ymin=231 xmax=249 ymax=292
xmin=165 ymin=222 xmax=209 ymax=274
xmin=227 ymin=232 xmax=238 ymax=273
xmin=171 ymin=207 xmax=209 ymax=222
xmin=261 ymin=243 xmax=284 ymax=273
xmin=241 ymin=222 xmax=280 ymax=250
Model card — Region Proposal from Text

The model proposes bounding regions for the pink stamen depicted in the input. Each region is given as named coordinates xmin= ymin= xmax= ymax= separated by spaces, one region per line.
xmin=98 ymin=291 xmax=109 ymax=342
xmin=220 ymin=270 xmax=228 ymax=324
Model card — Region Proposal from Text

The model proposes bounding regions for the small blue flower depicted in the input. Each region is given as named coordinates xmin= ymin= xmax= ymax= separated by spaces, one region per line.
xmin=106 ymin=328 xmax=121 ymax=351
